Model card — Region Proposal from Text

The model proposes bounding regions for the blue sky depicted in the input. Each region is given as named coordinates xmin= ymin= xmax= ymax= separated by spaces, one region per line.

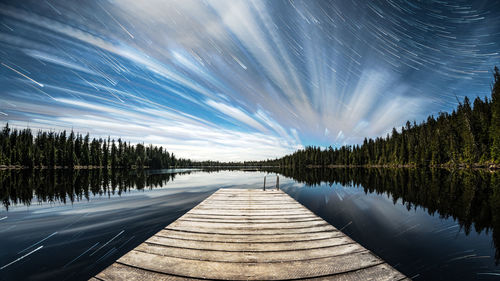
xmin=0 ymin=0 xmax=499 ymax=161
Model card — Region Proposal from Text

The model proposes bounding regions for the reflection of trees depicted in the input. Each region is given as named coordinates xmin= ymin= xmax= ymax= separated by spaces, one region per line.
xmin=0 ymin=168 xmax=255 ymax=210
xmin=0 ymin=169 xmax=192 ymax=210
xmin=265 ymin=167 xmax=500 ymax=263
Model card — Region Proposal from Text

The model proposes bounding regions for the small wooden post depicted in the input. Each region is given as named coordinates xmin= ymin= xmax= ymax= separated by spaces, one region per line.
xmin=276 ymin=175 xmax=279 ymax=190
xmin=263 ymin=176 xmax=266 ymax=191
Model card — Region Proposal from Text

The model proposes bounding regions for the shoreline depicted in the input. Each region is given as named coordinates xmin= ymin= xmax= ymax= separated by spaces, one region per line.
xmin=1 ymin=164 xmax=498 ymax=171
xmin=307 ymin=163 xmax=500 ymax=170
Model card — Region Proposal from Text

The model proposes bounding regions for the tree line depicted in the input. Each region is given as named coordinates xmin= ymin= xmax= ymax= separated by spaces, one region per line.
xmin=0 ymin=126 xmax=196 ymax=169
xmin=270 ymin=67 xmax=500 ymax=168
xmin=0 ymin=124 xmax=278 ymax=169
xmin=0 ymin=123 xmax=278 ymax=169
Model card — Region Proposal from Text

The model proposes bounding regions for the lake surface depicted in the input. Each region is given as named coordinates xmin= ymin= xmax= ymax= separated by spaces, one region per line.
xmin=0 ymin=168 xmax=499 ymax=280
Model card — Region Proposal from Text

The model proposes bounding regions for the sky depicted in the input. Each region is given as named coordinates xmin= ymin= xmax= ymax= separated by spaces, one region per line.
xmin=0 ymin=0 xmax=499 ymax=161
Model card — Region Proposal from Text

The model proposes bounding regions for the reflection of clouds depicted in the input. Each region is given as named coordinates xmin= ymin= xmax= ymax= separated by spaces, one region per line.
xmin=1 ymin=0 xmax=499 ymax=160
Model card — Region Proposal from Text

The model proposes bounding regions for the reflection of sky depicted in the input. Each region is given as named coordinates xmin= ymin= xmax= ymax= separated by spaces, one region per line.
xmin=1 ymin=0 xmax=499 ymax=161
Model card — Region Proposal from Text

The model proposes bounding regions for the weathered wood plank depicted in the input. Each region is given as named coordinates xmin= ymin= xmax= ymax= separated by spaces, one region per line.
xmin=196 ymin=205 xmax=304 ymax=209
xmin=204 ymin=197 xmax=296 ymax=200
xmin=216 ymin=189 xmax=281 ymax=192
xmin=177 ymin=217 xmax=322 ymax=223
xmin=186 ymin=210 xmax=314 ymax=216
xmin=202 ymin=195 xmax=292 ymax=199
xmin=198 ymin=203 xmax=301 ymax=207
xmin=305 ymin=263 xmax=407 ymax=281
xmin=154 ymin=229 xmax=344 ymax=243
xmin=166 ymin=224 xmax=336 ymax=235
xmin=94 ymin=188 xmax=408 ymax=281
xmin=135 ymin=243 xmax=367 ymax=263
xmin=145 ymin=235 xmax=354 ymax=251
xmin=182 ymin=213 xmax=317 ymax=220
xmin=95 ymin=263 xmax=190 ymax=281
xmin=207 ymin=196 xmax=293 ymax=200
xmin=117 ymin=250 xmax=384 ymax=280
xmin=96 ymin=262 xmax=406 ymax=281
xmin=205 ymin=198 xmax=294 ymax=202
xmin=168 ymin=219 xmax=330 ymax=230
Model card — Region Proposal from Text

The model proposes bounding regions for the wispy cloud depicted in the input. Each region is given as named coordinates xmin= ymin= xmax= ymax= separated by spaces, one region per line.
xmin=205 ymin=99 xmax=268 ymax=132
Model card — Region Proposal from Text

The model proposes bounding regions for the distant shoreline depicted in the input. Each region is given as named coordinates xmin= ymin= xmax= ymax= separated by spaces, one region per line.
xmin=0 ymin=165 xmax=143 ymax=170
xmin=307 ymin=163 xmax=499 ymax=170
xmin=1 ymin=164 xmax=498 ymax=170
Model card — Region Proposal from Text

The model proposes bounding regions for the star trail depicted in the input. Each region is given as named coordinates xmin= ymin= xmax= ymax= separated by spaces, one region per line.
xmin=0 ymin=0 xmax=499 ymax=161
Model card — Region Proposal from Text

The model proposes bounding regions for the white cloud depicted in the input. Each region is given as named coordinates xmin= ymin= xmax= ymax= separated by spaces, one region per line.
xmin=205 ymin=99 xmax=268 ymax=132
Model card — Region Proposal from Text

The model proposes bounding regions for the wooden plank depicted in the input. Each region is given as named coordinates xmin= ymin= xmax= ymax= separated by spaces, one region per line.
xmin=95 ymin=263 xmax=190 ymax=281
xmin=208 ymin=194 xmax=291 ymax=197
xmin=199 ymin=200 xmax=299 ymax=204
xmin=305 ymin=263 xmax=407 ymax=281
xmin=209 ymin=196 xmax=287 ymax=199
xmin=168 ymin=220 xmax=330 ymax=230
xmin=95 ymin=188 xmax=408 ymax=281
xmin=186 ymin=210 xmax=314 ymax=216
xmin=116 ymin=250 xmax=384 ymax=280
xmin=154 ymin=229 xmax=344 ymax=243
xmin=177 ymin=217 xmax=322 ymax=223
xmin=182 ymin=213 xmax=317 ymax=220
xmin=216 ymin=189 xmax=281 ymax=192
xmin=192 ymin=204 xmax=303 ymax=208
xmin=194 ymin=202 xmax=304 ymax=208
xmin=208 ymin=196 xmax=291 ymax=199
xmin=166 ymin=224 xmax=336 ymax=235
xmin=135 ymin=243 xmax=367 ymax=263
xmin=207 ymin=196 xmax=292 ymax=200
xmin=144 ymin=235 xmax=354 ymax=251
xmin=188 ymin=208 xmax=312 ymax=213
xmin=203 ymin=196 xmax=293 ymax=200
xmin=96 ymin=262 xmax=406 ymax=281
xmin=206 ymin=196 xmax=294 ymax=198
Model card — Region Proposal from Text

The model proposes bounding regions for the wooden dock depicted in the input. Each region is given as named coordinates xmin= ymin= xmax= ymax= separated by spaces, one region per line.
xmin=93 ymin=188 xmax=408 ymax=280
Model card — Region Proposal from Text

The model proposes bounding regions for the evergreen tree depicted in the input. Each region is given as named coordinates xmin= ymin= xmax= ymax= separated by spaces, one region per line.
xmin=491 ymin=66 xmax=500 ymax=163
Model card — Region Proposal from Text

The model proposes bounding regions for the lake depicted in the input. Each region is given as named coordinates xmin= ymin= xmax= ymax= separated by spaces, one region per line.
xmin=0 ymin=168 xmax=499 ymax=280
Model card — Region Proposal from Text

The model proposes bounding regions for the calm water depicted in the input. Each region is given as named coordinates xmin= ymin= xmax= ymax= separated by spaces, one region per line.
xmin=0 ymin=168 xmax=499 ymax=280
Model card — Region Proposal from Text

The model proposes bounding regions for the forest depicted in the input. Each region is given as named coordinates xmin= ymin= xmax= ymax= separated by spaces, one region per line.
xmin=0 ymin=126 xmax=196 ymax=169
xmin=0 ymin=123 xmax=275 ymax=169
xmin=0 ymin=67 xmax=499 ymax=169
xmin=270 ymin=67 xmax=500 ymax=168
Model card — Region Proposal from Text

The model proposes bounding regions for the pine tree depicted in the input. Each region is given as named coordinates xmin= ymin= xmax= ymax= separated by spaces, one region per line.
xmin=491 ymin=66 xmax=500 ymax=163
